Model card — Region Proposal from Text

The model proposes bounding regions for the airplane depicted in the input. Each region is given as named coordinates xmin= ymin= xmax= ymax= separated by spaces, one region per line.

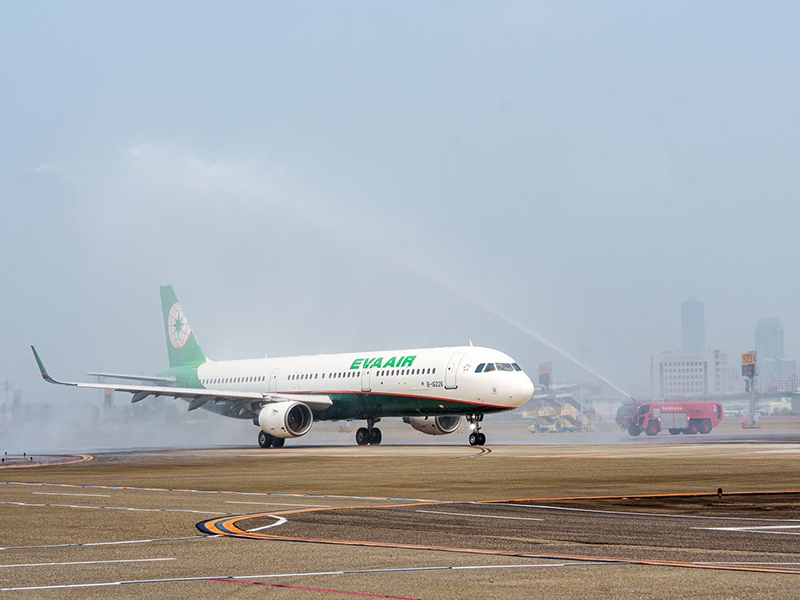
xmin=32 ymin=286 xmax=534 ymax=448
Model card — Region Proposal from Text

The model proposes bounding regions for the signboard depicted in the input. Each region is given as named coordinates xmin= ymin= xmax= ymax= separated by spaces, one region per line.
xmin=741 ymin=352 xmax=756 ymax=378
xmin=538 ymin=362 xmax=551 ymax=387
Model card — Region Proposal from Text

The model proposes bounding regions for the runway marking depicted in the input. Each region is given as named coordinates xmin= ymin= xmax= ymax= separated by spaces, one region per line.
xmin=248 ymin=516 xmax=287 ymax=532
xmin=211 ymin=578 xmax=422 ymax=599
xmin=0 ymin=562 xmax=606 ymax=592
xmin=0 ymin=481 xmax=438 ymax=504
xmin=496 ymin=503 xmax=800 ymax=523
xmin=0 ymin=536 xmax=215 ymax=552
xmin=699 ymin=525 xmax=800 ymax=535
xmin=0 ymin=558 xmax=175 ymax=569
xmin=226 ymin=501 xmax=331 ymax=507
xmin=416 ymin=510 xmax=542 ymax=522
xmin=33 ymin=492 xmax=111 ymax=498
xmin=0 ymin=501 xmax=227 ymax=516
xmin=0 ymin=454 xmax=93 ymax=469
xmin=198 ymin=492 xmax=800 ymax=575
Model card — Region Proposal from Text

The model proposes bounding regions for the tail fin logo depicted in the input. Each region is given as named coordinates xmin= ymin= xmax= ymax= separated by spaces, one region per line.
xmin=167 ymin=302 xmax=192 ymax=350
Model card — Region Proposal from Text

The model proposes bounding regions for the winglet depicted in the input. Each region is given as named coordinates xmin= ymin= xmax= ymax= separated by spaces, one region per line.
xmin=31 ymin=346 xmax=63 ymax=385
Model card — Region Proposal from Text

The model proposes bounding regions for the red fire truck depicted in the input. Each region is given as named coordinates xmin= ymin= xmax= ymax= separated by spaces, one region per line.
xmin=615 ymin=402 xmax=724 ymax=437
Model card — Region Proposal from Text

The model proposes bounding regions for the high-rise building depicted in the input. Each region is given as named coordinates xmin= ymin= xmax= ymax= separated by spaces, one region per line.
xmin=755 ymin=318 xmax=784 ymax=360
xmin=651 ymin=350 xmax=729 ymax=399
xmin=681 ymin=296 xmax=705 ymax=353
xmin=755 ymin=317 xmax=796 ymax=388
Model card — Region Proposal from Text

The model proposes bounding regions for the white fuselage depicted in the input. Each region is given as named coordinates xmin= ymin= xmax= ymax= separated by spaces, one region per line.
xmin=194 ymin=345 xmax=533 ymax=419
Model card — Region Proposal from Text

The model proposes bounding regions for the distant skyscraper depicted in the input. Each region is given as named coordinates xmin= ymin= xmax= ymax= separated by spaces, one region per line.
xmin=681 ymin=296 xmax=705 ymax=353
xmin=754 ymin=318 xmax=795 ymax=386
xmin=755 ymin=317 xmax=784 ymax=360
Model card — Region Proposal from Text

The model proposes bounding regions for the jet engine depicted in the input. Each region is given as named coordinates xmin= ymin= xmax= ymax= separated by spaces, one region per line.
xmin=258 ymin=401 xmax=313 ymax=439
xmin=403 ymin=415 xmax=461 ymax=436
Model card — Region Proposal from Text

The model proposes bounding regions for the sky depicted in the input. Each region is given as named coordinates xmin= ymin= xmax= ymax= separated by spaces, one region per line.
xmin=2 ymin=0 xmax=799 ymax=411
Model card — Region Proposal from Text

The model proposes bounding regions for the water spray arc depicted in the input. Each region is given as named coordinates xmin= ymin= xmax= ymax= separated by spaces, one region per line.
xmin=472 ymin=301 xmax=633 ymax=400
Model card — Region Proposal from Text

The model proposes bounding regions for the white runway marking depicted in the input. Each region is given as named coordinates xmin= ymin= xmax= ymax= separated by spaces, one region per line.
xmin=0 ymin=562 xmax=599 ymax=591
xmin=698 ymin=562 xmax=800 ymax=566
xmin=33 ymin=492 xmax=111 ymax=498
xmin=699 ymin=525 xmax=800 ymax=535
xmin=0 ymin=536 xmax=217 ymax=552
xmin=247 ymin=516 xmax=288 ymax=532
xmin=417 ymin=510 xmax=542 ymax=522
xmin=0 ymin=558 xmax=175 ymax=569
xmin=0 ymin=501 xmax=226 ymax=516
xmin=499 ymin=503 xmax=800 ymax=523
xmin=226 ymin=501 xmax=330 ymax=508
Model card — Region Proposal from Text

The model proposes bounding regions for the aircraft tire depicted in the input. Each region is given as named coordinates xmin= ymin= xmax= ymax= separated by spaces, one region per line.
xmin=477 ymin=433 xmax=486 ymax=445
xmin=469 ymin=432 xmax=478 ymax=446
xmin=258 ymin=430 xmax=273 ymax=449
xmin=356 ymin=427 xmax=370 ymax=446
xmin=369 ymin=428 xmax=382 ymax=445
xmin=271 ymin=437 xmax=285 ymax=448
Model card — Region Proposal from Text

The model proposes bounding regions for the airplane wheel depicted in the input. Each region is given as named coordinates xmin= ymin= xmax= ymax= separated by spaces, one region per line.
xmin=258 ymin=430 xmax=273 ymax=448
xmin=356 ymin=427 xmax=370 ymax=446
xmin=469 ymin=432 xmax=478 ymax=446
xmin=271 ymin=437 xmax=285 ymax=448
xmin=369 ymin=428 xmax=382 ymax=445
xmin=477 ymin=433 xmax=486 ymax=445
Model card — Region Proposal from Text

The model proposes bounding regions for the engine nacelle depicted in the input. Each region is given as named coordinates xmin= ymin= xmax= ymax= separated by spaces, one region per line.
xmin=258 ymin=401 xmax=313 ymax=439
xmin=403 ymin=415 xmax=461 ymax=436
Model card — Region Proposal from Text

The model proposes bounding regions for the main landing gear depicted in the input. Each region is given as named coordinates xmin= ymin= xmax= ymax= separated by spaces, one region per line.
xmin=356 ymin=418 xmax=382 ymax=446
xmin=467 ymin=413 xmax=486 ymax=446
xmin=258 ymin=430 xmax=286 ymax=449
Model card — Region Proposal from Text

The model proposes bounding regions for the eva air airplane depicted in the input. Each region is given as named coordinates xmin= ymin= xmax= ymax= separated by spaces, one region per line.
xmin=32 ymin=286 xmax=534 ymax=448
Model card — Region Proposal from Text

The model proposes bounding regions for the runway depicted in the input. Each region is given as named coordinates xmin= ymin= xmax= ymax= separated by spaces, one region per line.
xmin=1 ymin=438 xmax=800 ymax=598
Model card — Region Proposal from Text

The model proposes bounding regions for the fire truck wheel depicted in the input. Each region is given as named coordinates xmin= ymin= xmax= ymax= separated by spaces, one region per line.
xmin=645 ymin=422 xmax=659 ymax=436
xmin=628 ymin=426 xmax=642 ymax=437
xmin=699 ymin=420 xmax=712 ymax=434
xmin=668 ymin=429 xmax=681 ymax=435
xmin=686 ymin=421 xmax=699 ymax=434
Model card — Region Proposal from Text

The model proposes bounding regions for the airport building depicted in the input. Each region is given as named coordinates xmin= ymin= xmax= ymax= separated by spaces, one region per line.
xmin=650 ymin=350 xmax=730 ymax=399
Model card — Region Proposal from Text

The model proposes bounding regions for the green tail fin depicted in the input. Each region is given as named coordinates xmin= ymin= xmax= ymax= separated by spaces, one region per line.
xmin=160 ymin=285 xmax=206 ymax=369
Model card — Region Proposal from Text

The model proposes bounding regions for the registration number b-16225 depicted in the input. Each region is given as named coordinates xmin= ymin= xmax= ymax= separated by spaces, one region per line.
xmin=426 ymin=381 xmax=444 ymax=388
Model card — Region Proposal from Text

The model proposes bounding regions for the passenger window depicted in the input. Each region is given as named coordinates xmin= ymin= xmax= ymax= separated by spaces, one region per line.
xmin=432 ymin=368 xmax=436 ymax=374
xmin=476 ymin=363 xmax=485 ymax=373
xmin=484 ymin=363 xmax=495 ymax=372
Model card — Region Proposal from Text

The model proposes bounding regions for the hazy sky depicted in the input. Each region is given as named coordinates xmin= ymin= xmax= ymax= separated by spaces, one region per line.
xmin=2 ymin=1 xmax=799 ymax=402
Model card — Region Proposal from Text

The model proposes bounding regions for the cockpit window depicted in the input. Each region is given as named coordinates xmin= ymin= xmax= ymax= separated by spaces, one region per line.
xmin=484 ymin=363 xmax=496 ymax=372
xmin=512 ymin=363 xmax=521 ymax=371
xmin=496 ymin=363 xmax=514 ymax=372
xmin=475 ymin=363 xmax=485 ymax=373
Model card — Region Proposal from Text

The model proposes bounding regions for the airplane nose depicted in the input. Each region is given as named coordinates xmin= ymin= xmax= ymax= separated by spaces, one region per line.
xmin=508 ymin=374 xmax=535 ymax=406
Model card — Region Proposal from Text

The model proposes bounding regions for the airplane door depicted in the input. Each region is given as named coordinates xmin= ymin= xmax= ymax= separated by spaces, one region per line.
xmin=445 ymin=353 xmax=464 ymax=389
xmin=269 ymin=368 xmax=280 ymax=393
xmin=361 ymin=368 xmax=371 ymax=392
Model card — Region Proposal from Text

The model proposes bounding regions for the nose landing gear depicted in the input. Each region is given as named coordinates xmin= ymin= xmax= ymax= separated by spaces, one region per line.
xmin=356 ymin=418 xmax=382 ymax=446
xmin=466 ymin=413 xmax=486 ymax=446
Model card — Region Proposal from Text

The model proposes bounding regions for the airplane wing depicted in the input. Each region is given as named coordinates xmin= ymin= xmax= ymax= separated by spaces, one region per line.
xmin=32 ymin=347 xmax=332 ymax=412
xmin=87 ymin=372 xmax=177 ymax=385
